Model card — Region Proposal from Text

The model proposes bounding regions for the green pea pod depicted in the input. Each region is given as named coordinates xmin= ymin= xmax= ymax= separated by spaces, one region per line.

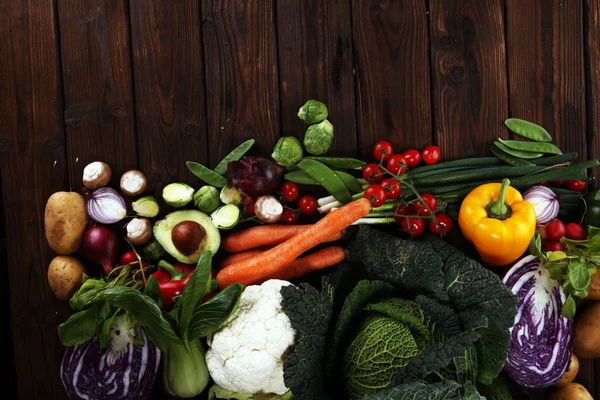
xmin=303 ymin=156 xmax=366 ymax=170
xmin=504 ymin=118 xmax=553 ymax=142
xmin=297 ymin=159 xmax=352 ymax=203
xmin=333 ymin=170 xmax=363 ymax=194
xmin=213 ymin=139 xmax=255 ymax=175
xmin=499 ymin=138 xmax=562 ymax=155
xmin=186 ymin=161 xmax=227 ymax=187
xmin=491 ymin=145 xmax=535 ymax=167
xmin=284 ymin=170 xmax=318 ymax=185
xmin=493 ymin=141 xmax=543 ymax=159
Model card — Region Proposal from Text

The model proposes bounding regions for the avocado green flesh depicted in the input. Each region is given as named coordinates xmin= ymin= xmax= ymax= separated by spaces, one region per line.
xmin=153 ymin=209 xmax=220 ymax=264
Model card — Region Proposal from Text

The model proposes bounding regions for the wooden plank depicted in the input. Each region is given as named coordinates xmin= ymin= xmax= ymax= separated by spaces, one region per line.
xmin=352 ymin=0 xmax=432 ymax=160
xmin=58 ymin=0 xmax=137 ymax=189
xmin=429 ymin=0 xmax=508 ymax=160
xmin=0 ymin=0 xmax=70 ymax=399
xmin=585 ymin=0 xmax=600 ymax=188
xmin=202 ymin=0 xmax=280 ymax=165
xmin=130 ymin=0 xmax=208 ymax=199
xmin=276 ymin=0 xmax=356 ymax=156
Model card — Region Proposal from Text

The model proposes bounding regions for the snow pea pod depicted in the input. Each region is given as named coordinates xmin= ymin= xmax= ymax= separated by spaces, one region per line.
xmin=297 ymin=159 xmax=352 ymax=203
xmin=333 ymin=170 xmax=363 ymax=194
xmin=186 ymin=161 xmax=227 ymax=187
xmin=504 ymin=118 xmax=552 ymax=142
xmin=213 ymin=139 xmax=255 ymax=175
xmin=303 ymin=156 xmax=366 ymax=170
xmin=284 ymin=170 xmax=318 ymax=185
xmin=493 ymin=141 xmax=543 ymax=159
xmin=491 ymin=145 xmax=535 ymax=167
xmin=498 ymin=139 xmax=562 ymax=155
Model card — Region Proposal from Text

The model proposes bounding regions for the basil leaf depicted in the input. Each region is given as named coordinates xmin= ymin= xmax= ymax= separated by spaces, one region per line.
xmin=568 ymin=261 xmax=590 ymax=291
xmin=188 ymin=283 xmax=244 ymax=341
xmin=561 ymin=295 xmax=576 ymax=318
xmin=213 ymin=139 xmax=255 ymax=176
xmin=179 ymin=251 xmax=213 ymax=340
xmin=143 ymin=275 xmax=162 ymax=305
xmin=58 ymin=303 xmax=101 ymax=346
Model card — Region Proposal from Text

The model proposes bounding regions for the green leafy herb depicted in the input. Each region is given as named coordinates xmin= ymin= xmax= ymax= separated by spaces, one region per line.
xmin=188 ymin=283 xmax=243 ymax=341
xmin=179 ymin=251 xmax=213 ymax=339
xmin=58 ymin=303 xmax=102 ymax=346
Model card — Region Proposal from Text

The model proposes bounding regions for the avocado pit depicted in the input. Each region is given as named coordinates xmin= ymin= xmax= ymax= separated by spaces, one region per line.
xmin=172 ymin=220 xmax=206 ymax=256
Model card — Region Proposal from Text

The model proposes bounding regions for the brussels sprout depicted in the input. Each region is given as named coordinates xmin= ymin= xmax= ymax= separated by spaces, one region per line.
xmin=132 ymin=196 xmax=160 ymax=218
xmin=143 ymin=238 xmax=166 ymax=261
xmin=210 ymin=204 xmax=241 ymax=230
xmin=303 ymin=119 xmax=334 ymax=155
xmin=272 ymin=136 xmax=303 ymax=167
xmin=163 ymin=183 xmax=195 ymax=208
xmin=193 ymin=186 xmax=220 ymax=213
xmin=297 ymin=100 xmax=328 ymax=124
xmin=220 ymin=186 xmax=243 ymax=205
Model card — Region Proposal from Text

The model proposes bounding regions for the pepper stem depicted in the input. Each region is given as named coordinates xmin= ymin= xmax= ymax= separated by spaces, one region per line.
xmin=486 ymin=178 xmax=513 ymax=220
xmin=158 ymin=260 xmax=188 ymax=280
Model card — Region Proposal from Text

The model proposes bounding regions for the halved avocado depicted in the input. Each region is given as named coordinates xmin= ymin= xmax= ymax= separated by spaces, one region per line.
xmin=153 ymin=210 xmax=220 ymax=264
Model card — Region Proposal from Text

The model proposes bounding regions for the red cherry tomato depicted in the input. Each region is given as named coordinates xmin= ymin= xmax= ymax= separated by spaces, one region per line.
xmin=393 ymin=204 xmax=415 ymax=224
xmin=243 ymin=197 xmax=256 ymax=215
xmin=546 ymin=219 xmax=566 ymax=240
xmin=120 ymin=251 xmax=137 ymax=266
xmin=282 ymin=208 xmax=299 ymax=225
xmin=565 ymin=180 xmax=587 ymax=192
xmin=372 ymin=141 xmax=394 ymax=162
xmin=414 ymin=194 xmax=438 ymax=216
xmin=401 ymin=217 xmax=426 ymax=237
xmin=386 ymin=154 xmax=407 ymax=176
xmin=364 ymin=184 xmax=387 ymax=207
xmin=298 ymin=195 xmax=318 ymax=215
xmin=421 ymin=145 xmax=441 ymax=165
xmin=565 ymin=222 xmax=587 ymax=240
xmin=362 ymin=163 xmax=385 ymax=183
xmin=542 ymin=240 xmax=564 ymax=252
xmin=428 ymin=213 xmax=453 ymax=235
xmin=380 ymin=178 xmax=401 ymax=200
xmin=402 ymin=149 xmax=421 ymax=167
xmin=280 ymin=181 xmax=300 ymax=202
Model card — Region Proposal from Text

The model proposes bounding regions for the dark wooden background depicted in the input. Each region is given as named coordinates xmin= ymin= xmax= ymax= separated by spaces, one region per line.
xmin=1 ymin=0 xmax=599 ymax=399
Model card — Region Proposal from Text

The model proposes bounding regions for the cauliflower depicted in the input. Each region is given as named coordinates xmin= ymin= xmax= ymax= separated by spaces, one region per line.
xmin=206 ymin=279 xmax=296 ymax=395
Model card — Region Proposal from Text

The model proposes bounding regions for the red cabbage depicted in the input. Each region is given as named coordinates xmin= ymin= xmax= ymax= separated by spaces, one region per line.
xmin=60 ymin=322 xmax=160 ymax=400
xmin=502 ymin=255 xmax=573 ymax=388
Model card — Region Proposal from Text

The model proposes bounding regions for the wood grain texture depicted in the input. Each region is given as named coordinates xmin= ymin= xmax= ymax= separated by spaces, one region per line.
xmin=58 ymin=0 xmax=137 ymax=190
xmin=585 ymin=0 xmax=600 ymax=187
xmin=130 ymin=0 xmax=208 ymax=199
xmin=429 ymin=0 xmax=508 ymax=160
xmin=352 ymin=0 xmax=432 ymax=160
xmin=0 ymin=0 xmax=70 ymax=399
xmin=276 ymin=0 xmax=357 ymax=156
xmin=202 ymin=0 xmax=281 ymax=166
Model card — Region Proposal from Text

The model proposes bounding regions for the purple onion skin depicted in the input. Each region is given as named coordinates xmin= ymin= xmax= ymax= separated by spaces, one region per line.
xmin=82 ymin=225 xmax=119 ymax=274
xmin=60 ymin=329 xmax=160 ymax=400
xmin=227 ymin=156 xmax=283 ymax=197
xmin=85 ymin=187 xmax=127 ymax=225
xmin=502 ymin=255 xmax=573 ymax=388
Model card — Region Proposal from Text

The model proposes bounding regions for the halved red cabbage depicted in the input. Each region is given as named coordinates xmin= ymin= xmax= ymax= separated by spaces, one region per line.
xmin=60 ymin=323 xmax=160 ymax=400
xmin=502 ymin=255 xmax=573 ymax=388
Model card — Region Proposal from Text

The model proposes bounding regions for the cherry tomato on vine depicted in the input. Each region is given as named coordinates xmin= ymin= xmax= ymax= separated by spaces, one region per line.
xmin=372 ymin=140 xmax=394 ymax=162
xmin=402 ymin=149 xmax=421 ymax=167
xmin=428 ymin=213 xmax=453 ymax=235
xmin=243 ymin=197 xmax=256 ymax=215
xmin=386 ymin=154 xmax=407 ymax=176
xmin=393 ymin=204 xmax=416 ymax=224
xmin=280 ymin=181 xmax=300 ymax=202
xmin=282 ymin=208 xmax=299 ymax=225
xmin=421 ymin=145 xmax=441 ymax=165
xmin=364 ymin=184 xmax=387 ymax=207
xmin=362 ymin=163 xmax=385 ymax=183
xmin=401 ymin=217 xmax=426 ymax=237
xmin=414 ymin=194 xmax=438 ymax=216
xmin=298 ymin=195 xmax=318 ymax=215
xmin=565 ymin=180 xmax=586 ymax=192
xmin=380 ymin=178 xmax=401 ymax=200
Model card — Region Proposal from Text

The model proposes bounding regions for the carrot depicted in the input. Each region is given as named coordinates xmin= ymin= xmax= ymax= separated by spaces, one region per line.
xmin=218 ymin=248 xmax=264 ymax=269
xmin=222 ymin=224 xmax=342 ymax=253
xmin=217 ymin=198 xmax=371 ymax=288
xmin=259 ymin=246 xmax=345 ymax=283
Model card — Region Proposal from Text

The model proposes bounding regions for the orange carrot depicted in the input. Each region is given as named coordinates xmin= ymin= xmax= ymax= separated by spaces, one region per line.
xmin=259 ymin=246 xmax=345 ymax=283
xmin=218 ymin=248 xmax=264 ymax=269
xmin=217 ymin=198 xmax=371 ymax=288
xmin=222 ymin=225 xmax=342 ymax=253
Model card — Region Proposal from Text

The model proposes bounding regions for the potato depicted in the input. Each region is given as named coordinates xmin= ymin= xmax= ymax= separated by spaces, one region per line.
xmin=549 ymin=383 xmax=593 ymax=400
xmin=48 ymin=256 xmax=86 ymax=300
xmin=45 ymin=191 xmax=88 ymax=254
xmin=553 ymin=353 xmax=579 ymax=387
xmin=588 ymin=271 xmax=600 ymax=300
xmin=573 ymin=301 xmax=600 ymax=359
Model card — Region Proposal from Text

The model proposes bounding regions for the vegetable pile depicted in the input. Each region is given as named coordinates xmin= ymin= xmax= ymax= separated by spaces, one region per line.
xmin=42 ymin=99 xmax=600 ymax=399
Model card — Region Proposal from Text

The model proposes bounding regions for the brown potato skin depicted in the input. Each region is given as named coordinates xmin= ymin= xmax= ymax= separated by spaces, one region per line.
xmin=48 ymin=256 xmax=86 ymax=300
xmin=45 ymin=192 xmax=88 ymax=254
xmin=573 ymin=301 xmax=600 ymax=359
xmin=588 ymin=271 xmax=600 ymax=300
xmin=549 ymin=383 xmax=593 ymax=400
xmin=553 ymin=353 xmax=579 ymax=387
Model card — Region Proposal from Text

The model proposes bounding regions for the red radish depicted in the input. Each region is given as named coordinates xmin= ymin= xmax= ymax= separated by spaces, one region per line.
xmin=119 ymin=250 xmax=146 ymax=269
xmin=83 ymin=225 xmax=120 ymax=274
xmin=546 ymin=219 xmax=566 ymax=240
xmin=565 ymin=223 xmax=587 ymax=240
xmin=542 ymin=240 xmax=564 ymax=252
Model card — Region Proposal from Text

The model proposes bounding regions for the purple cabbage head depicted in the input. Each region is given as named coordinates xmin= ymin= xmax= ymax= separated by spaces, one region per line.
xmin=502 ymin=255 xmax=573 ymax=388
xmin=60 ymin=321 xmax=160 ymax=400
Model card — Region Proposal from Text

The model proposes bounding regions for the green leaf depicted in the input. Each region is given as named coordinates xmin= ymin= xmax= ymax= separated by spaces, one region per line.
xmin=69 ymin=278 xmax=107 ymax=311
xmin=207 ymin=384 xmax=293 ymax=400
xmin=143 ymin=275 xmax=162 ymax=305
xmin=562 ymin=295 xmax=576 ymax=318
xmin=98 ymin=314 xmax=116 ymax=348
xmin=58 ymin=303 xmax=102 ymax=346
xmin=213 ymin=139 xmax=255 ymax=176
xmin=568 ymin=261 xmax=590 ymax=291
xmin=529 ymin=232 xmax=544 ymax=259
xmin=188 ymin=283 xmax=244 ymax=341
xmin=179 ymin=251 xmax=213 ymax=340
xmin=545 ymin=262 xmax=569 ymax=281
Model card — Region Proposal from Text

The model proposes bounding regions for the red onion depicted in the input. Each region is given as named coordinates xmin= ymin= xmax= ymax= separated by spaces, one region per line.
xmin=82 ymin=225 xmax=120 ymax=274
xmin=226 ymin=156 xmax=283 ymax=197
xmin=85 ymin=187 xmax=127 ymax=224
xmin=523 ymin=185 xmax=559 ymax=225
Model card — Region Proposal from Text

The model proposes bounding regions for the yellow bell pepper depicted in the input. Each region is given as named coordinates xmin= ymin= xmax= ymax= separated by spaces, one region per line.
xmin=458 ymin=178 xmax=536 ymax=267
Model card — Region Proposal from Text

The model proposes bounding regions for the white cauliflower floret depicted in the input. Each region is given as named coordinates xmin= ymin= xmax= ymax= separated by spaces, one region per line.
xmin=206 ymin=279 xmax=296 ymax=395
